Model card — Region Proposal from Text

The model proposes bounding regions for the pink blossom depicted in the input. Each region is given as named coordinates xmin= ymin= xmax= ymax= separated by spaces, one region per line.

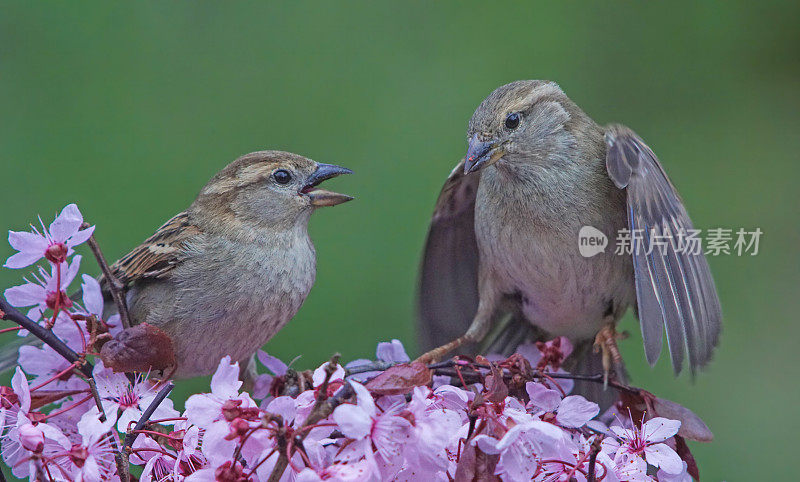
xmin=516 ymin=339 xmax=575 ymax=394
xmin=375 ymin=339 xmax=410 ymax=363
xmin=5 ymin=204 xmax=94 ymax=269
xmin=312 ymin=361 xmax=345 ymax=387
xmin=1 ymin=370 xmax=71 ymax=479
xmin=404 ymin=387 xmax=463 ymax=474
xmin=252 ymin=350 xmax=289 ymax=400
xmin=607 ymin=417 xmax=683 ymax=474
xmin=184 ymin=357 xmax=262 ymax=468
xmin=130 ymin=433 xmax=180 ymax=482
xmin=473 ymin=420 xmax=569 ymax=481
xmin=657 ymin=461 xmax=692 ymax=481
xmin=92 ymin=361 xmax=179 ymax=432
xmin=68 ymin=414 xmax=118 ymax=482
xmin=345 ymin=339 xmax=410 ymax=382
xmin=332 ymin=381 xmax=412 ymax=473
xmin=2 ymin=412 xmax=72 ymax=479
xmin=525 ymin=382 xmax=599 ymax=428
xmin=4 ymin=255 xmax=82 ymax=318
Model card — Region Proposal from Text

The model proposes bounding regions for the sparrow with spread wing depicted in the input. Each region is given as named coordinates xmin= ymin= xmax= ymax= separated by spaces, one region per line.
xmin=417 ymin=81 xmax=721 ymax=402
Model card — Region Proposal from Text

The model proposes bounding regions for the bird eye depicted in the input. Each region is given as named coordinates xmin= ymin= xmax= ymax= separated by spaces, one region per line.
xmin=273 ymin=169 xmax=292 ymax=184
xmin=504 ymin=112 xmax=521 ymax=130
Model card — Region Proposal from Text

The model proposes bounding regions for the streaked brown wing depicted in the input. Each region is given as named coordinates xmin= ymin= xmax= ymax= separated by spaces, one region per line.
xmin=106 ymin=211 xmax=201 ymax=288
xmin=417 ymin=159 xmax=482 ymax=353
xmin=605 ymin=124 xmax=722 ymax=374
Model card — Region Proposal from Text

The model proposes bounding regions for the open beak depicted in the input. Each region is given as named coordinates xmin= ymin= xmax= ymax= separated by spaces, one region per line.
xmin=463 ymin=134 xmax=506 ymax=174
xmin=301 ymin=163 xmax=354 ymax=207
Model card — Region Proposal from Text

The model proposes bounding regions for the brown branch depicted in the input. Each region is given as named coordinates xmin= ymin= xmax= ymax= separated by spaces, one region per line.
xmin=0 ymin=297 xmax=92 ymax=378
xmin=586 ymin=436 xmax=603 ymax=481
xmin=81 ymin=223 xmax=130 ymax=330
xmin=123 ymin=382 xmax=174 ymax=449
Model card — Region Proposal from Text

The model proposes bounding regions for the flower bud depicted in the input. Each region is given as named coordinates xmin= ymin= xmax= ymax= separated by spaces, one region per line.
xmin=19 ymin=423 xmax=44 ymax=453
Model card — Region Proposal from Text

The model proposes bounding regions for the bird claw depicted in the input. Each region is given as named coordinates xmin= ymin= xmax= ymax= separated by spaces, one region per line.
xmin=593 ymin=323 xmax=626 ymax=388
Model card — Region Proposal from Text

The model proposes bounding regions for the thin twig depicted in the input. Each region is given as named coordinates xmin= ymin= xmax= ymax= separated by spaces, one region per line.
xmin=345 ymin=360 xmax=396 ymax=375
xmin=87 ymin=378 xmax=129 ymax=482
xmin=586 ymin=436 xmax=602 ymax=481
xmin=81 ymin=223 xmax=131 ymax=330
xmin=0 ymin=297 xmax=92 ymax=377
xmin=123 ymin=382 xmax=174 ymax=449
xmin=267 ymin=355 xmax=353 ymax=482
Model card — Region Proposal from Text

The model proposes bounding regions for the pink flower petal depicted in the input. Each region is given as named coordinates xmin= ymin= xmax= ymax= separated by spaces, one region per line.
xmin=556 ymin=395 xmax=599 ymax=428
xmin=471 ymin=434 xmax=501 ymax=454
xmin=7 ymin=230 xmax=48 ymax=254
xmin=185 ymin=394 xmax=222 ymax=429
xmin=4 ymin=282 xmax=46 ymax=307
xmin=266 ymin=396 xmax=297 ymax=424
xmin=645 ymin=442 xmax=684 ymax=474
xmin=66 ymin=225 xmax=94 ymax=248
xmin=4 ymin=250 xmax=45 ymax=269
xmin=209 ymin=356 xmax=242 ymax=399
xmin=12 ymin=367 xmax=31 ymax=412
xmin=375 ymin=339 xmax=410 ymax=363
xmin=257 ymin=350 xmax=288 ymax=376
xmin=312 ymin=362 xmax=345 ymax=387
xmin=526 ymin=382 xmax=561 ymax=412
xmin=332 ymin=404 xmax=371 ymax=439
xmin=60 ymin=255 xmax=82 ymax=289
xmin=81 ymin=274 xmax=104 ymax=316
xmin=49 ymin=204 xmax=84 ymax=242
xmin=642 ymin=417 xmax=681 ymax=443
xmin=350 ymin=381 xmax=376 ymax=416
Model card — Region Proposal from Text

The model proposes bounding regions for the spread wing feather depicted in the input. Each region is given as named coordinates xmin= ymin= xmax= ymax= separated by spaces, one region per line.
xmin=605 ymin=124 xmax=722 ymax=374
xmin=104 ymin=211 xmax=200 ymax=289
xmin=417 ymin=159 xmax=481 ymax=353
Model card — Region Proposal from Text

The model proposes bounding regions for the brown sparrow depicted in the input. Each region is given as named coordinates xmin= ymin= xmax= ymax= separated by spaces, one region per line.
xmin=417 ymin=81 xmax=721 ymax=400
xmin=95 ymin=150 xmax=353 ymax=381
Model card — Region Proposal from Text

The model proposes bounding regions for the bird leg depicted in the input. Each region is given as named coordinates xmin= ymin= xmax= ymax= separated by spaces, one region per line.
xmin=593 ymin=320 xmax=627 ymax=387
xmin=416 ymin=305 xmax=494 ymax=364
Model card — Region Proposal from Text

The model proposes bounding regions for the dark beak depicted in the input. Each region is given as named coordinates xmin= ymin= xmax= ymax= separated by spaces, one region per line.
xmin=463 ymin=134 xmax=504 ymax=174
xmin=302 ymin=163 xmax=354 ymax=207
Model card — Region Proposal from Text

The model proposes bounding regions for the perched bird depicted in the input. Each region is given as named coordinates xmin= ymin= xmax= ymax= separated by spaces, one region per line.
xmin=417 ymin=81 xmax=721 ymax=398
xmin=4 ymin=151 xmax=353 ymax=382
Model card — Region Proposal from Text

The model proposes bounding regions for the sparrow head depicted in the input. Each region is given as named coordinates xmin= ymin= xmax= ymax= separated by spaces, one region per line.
xmin=193 ymin=150 xmax=353 ymax=229
xmin=464 ymin=80 xmax=587 ymax=174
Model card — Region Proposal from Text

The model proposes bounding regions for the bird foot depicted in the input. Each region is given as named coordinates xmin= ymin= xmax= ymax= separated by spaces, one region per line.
xmin=415 ymin=334 xmax=472 ymax=365
xmin=593 ymin=322 xmax=627 ymax=388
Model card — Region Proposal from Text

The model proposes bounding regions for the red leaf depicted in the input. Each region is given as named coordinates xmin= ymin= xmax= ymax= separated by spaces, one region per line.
xmin=31 ymin=389 xmax=87 ymax=409
xmin=675 ymin=435 xmax=700 ymax=480
xmin=99 ymin=323 xmax=175 ymax=373
xmin=455 ymin=443 xmax=500 ymax=482
xmin=365 ymin=362 xmax=432 ymax=395
xmin=484 ymin=364 xmax=508 ymax=403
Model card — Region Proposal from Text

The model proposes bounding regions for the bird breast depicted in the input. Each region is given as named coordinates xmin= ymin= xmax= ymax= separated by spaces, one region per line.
xmin=474 ymin=162 xmax=633 ymax=340
xmin=152 ymin=230 xmax=317 ymax=377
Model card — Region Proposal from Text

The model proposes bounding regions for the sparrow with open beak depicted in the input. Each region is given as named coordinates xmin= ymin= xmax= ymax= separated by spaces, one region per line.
xmin=84 ymin=150 xmax=353 ymax=382
xmin=417 ymin=81 xmax=721 ymax=403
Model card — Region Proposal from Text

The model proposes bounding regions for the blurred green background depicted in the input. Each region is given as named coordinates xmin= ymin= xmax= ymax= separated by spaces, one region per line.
xmin=1 ymin=2 xmax=797 ymax=480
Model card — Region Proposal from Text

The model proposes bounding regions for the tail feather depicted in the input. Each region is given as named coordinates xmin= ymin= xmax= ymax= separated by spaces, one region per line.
xmin=564 ymin=340 xmax=628 ymax=412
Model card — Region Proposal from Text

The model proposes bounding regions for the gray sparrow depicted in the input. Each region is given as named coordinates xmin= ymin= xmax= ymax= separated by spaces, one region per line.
xmin=417 ymin=81 xmax=721 ymax=400
xmin=38 ymin=150 xmax=352 ymax=382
